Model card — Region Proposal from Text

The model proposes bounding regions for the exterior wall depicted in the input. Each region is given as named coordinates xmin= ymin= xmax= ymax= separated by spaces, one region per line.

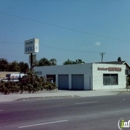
xmin=34 ymin=63 xmax=92 ymax=90
xmin=92 ymin=63 xmax=126 ymax=90
xmin=0 ymin=71 xmax=20 ymax=78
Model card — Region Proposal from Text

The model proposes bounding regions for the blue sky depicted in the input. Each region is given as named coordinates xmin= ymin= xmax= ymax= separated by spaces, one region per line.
xmin=0 ymin=0 xmax=130 ymax=65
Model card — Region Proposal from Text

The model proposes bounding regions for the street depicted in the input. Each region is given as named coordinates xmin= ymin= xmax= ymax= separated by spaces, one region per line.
xmin=0 ymin=94 xmax=130 ymax=130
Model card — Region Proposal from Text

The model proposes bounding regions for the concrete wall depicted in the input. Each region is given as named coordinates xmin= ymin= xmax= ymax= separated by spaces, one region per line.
xmin=34 ymin=63 xmax=92 ymax=90
xmin=92 ymin=63 xmax=126 ymax=90
xmin=0 ymin=71 xmax=20 ymax=78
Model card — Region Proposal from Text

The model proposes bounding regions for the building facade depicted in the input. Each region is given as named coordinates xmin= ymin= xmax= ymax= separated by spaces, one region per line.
xmin=34 ymin=61 xmax=129 ymax=90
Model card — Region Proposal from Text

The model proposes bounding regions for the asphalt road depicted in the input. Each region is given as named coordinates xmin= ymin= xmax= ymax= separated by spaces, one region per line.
xmin=0 ymin=94 xmax=130 ymax=130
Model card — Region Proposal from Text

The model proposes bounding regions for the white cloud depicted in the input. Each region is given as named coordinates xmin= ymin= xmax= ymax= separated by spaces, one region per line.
xmin=95 ymin=42 xmax=101 ymax=46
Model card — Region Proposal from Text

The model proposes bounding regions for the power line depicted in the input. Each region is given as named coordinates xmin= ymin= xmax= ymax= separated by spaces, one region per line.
xmin=0 ymin=40 xmax=130 ymax=58
xmin=0 ymin=11 xmax=130 ymax=43
xmin=0 ymin=40 xmax=100 ymax=54
xmin=0 ymin=41 xmax=22 ymax=44
xmin=43 ymin=45 xmax=130 ymax=58
xmin=43 ymin=45 xmax=99 ymax=54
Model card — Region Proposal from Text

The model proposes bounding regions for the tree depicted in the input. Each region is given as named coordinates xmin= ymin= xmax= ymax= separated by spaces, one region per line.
xmin=75 ymin=59 xmax=85 ymax=64
xmin=63 ymin=59 xmax=85 ymax=65
xmin=63 ymin=59 xmax=75 ymax=65
xmin=0 ymin=58 xmax=29 ymax=72
xmin=0 ymin=58 xmax=9 ymax=71
xmin=9 ymin=61 xmax=20 ymax=71
xmin=37 ymin=58 xmax=57 ymax=66
xmin=38 ymin=58 xmax=51 ymax=66
xmin=19 ymin=62 xmax=29 ymax=73
xmin=117 ymin=57 xmax=122 ymax=62
xmin=50 ymin=58 xmax=57 ymax=65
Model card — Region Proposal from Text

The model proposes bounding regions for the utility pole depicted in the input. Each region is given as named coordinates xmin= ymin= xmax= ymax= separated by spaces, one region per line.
xmin=30 ymin=53 xmax=33 ymax=71
xmin=100 ymin=52 xmax=105 ymax=62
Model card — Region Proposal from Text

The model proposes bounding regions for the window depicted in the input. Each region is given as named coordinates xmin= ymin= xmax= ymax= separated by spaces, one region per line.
xmin=35 ymin=71 xmax=42 ymax=75
xmin=103 ymin=74 xmax=118 ymax=85
xmin=46 ymin=75 xmax=56 ymax=83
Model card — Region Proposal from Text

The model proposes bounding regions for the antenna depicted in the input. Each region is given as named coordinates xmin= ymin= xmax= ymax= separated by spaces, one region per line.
xmin=100 ymin=52 xmax=105 ymax=62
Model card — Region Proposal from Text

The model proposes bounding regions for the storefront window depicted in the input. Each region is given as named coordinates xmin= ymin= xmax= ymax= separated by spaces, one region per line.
xmin=103 ymin=74 xmax=118 ymax=85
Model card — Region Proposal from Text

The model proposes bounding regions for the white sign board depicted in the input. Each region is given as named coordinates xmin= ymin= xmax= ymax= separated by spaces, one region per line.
xmin=24 ymin=38 xmax=39 ymax=54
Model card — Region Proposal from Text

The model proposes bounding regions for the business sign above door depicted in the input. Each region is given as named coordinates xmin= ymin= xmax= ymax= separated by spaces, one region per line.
xmin=98 ymin=67 xmax=122 ymax=71
xmin=24 ymin=38 xmax=39 ymax=54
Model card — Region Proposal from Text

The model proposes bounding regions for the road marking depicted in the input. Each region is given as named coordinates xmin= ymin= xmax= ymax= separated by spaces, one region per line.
xmin=18 ymin=120 xmax=68 ymax=129
xmin=75 ymin=101 xmax=98 ymax=105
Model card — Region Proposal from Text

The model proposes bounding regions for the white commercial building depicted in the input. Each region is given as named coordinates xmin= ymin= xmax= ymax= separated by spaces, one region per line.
xmin=34 ymin=61 xmax=130 ymax=90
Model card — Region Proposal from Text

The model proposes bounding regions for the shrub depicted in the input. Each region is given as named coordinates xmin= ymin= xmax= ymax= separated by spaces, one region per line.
xmin=27 ymin=84 xmax=34 ymax=93
xmin=0 ymin=71 xmax=57 ymax=94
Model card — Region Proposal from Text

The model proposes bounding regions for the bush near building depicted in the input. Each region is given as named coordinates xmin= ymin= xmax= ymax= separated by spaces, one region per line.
xmin=0 ymin=71 xmax=57 ymax=95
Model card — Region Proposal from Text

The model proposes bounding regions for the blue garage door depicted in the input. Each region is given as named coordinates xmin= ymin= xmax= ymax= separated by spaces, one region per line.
xmin=72 ymin=74 xmax=84 ymax=90
xmin=58 ymin=75 xmax=69 ymax=90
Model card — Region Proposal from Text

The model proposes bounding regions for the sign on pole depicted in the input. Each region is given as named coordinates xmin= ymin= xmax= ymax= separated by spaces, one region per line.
xmin=24 ymin=38 xmax=39 ymax=54
xmin=24 ymin=38 xmax=39 ymax=70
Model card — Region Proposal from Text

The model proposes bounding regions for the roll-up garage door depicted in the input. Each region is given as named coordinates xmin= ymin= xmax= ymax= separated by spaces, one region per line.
xmin=58 ymin=75 xmax=69 ymax=90
xmin=72 ymin=74 xmax=84 ymax=90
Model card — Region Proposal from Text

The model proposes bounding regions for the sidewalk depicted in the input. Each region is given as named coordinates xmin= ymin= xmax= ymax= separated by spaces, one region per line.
xmin=0 ymin=88 xmax=129 ymax=103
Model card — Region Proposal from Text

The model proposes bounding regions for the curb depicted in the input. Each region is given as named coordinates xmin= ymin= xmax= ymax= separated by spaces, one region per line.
xmin=117 ymin=91 xmax=130 ymax=95
xmin=15 ymin=95 xmax=81 ymax=101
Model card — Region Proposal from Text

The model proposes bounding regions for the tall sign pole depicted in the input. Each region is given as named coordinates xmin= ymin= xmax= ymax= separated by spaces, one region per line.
xmin=24 ymin=38 xmax=39 ymax=71
xmin=30 ymin=53 xmax=33 ymax=71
